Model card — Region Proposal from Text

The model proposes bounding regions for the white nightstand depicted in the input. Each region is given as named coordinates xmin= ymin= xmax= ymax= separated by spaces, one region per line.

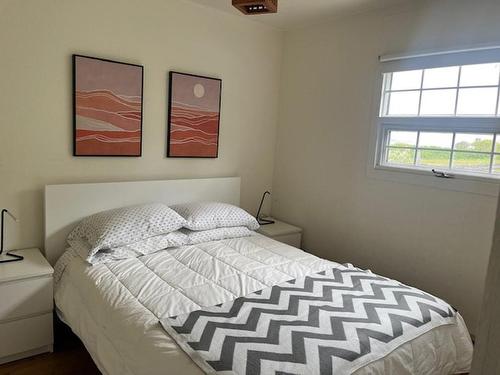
xmin=257 ymin=218 xmax=302 ymax=248
xmin=0 ymin=248 xmax=54 ymax=364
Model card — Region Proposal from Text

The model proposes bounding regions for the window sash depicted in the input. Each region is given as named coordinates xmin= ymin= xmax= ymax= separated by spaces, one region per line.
xmin=376 ymin=118 xmax=500 ymax=178
xmin=380 ymin=65 xmax=500 ymax=118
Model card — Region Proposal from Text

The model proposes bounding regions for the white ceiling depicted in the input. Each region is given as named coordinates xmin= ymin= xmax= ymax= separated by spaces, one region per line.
xmin=187 ymin=0 xmax=412 ymax=30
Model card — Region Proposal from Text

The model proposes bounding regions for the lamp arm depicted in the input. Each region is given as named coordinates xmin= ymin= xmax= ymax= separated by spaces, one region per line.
xmin=256 ymin=191 xmax=271 ymax=220
xmin=1 ymin=209 xmax=6 ymax=255
xmin=255 ymin=192 xmax=275 ymax=226
xmin=1 ymin=209 xmax=20 ymax=256
xmin=0 ymin=209 xmax=23 ymax=263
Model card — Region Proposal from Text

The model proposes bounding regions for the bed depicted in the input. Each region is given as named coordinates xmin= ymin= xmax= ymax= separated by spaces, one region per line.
xmin=45 ymin=177 xmax=473 ymax=375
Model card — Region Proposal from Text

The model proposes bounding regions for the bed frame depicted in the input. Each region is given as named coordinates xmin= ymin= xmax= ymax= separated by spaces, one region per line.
xmin=44 ymin=177 xmax=241 ymax=265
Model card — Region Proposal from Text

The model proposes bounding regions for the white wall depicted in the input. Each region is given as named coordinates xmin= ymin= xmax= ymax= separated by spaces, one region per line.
xmin=0 ymin=0 xmax=282 ymax=250
xmin=272 ymin=0 xmax=500 ymax=333
xmin=472 ymin=197 xmax=500 ymax=373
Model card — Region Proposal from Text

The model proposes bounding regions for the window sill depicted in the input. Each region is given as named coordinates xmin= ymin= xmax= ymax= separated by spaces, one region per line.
xmin=368 ymin=164 xmax=500 ymax=196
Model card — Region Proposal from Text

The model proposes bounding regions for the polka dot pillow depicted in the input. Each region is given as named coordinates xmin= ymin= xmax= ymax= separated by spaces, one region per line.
xmin=68 ymin=230 xmax=189 ymax=265
xmin=67 ymin=203 xmax=187 ymax=259
xmin=181 ymin=226 xmax=254 ymax=245
xmin=170 ymin=202 xmax=260 ymax=231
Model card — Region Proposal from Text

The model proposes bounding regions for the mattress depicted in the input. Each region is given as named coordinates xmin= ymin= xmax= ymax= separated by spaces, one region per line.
xmin=54 ymin=234 xmax=473 ymax=375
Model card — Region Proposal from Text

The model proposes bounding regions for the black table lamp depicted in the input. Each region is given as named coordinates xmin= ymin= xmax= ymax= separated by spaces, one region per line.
xmin=256 ymin=191 xmax=275 ymax=226
xmin=0 ymin=209 xmax=23 ymax=263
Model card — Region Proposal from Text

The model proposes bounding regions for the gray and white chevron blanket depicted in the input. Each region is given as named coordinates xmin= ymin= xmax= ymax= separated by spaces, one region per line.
xmin=161 ymin=264 xmax=457 ymax=375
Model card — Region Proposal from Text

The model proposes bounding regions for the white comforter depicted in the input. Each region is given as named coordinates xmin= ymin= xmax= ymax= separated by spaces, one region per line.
xmin=54 ymin=234 xmax=473 ymax=375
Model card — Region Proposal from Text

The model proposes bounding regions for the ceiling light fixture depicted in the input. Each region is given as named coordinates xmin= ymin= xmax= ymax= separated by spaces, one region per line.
xmin=232 ymin=0 xmax=278 ymax=15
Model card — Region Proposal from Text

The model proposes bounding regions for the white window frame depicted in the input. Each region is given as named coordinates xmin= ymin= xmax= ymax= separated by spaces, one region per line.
xmin=368 ymin=45 xmax=500 ymax=196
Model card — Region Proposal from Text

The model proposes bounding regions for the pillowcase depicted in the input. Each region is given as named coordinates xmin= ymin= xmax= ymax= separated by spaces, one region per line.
xmin=170 ymin=202 xmax=259 ymax=231
xmin=69 ymin=231 xmax=189 ymax=264
xmin=181 ymin=226 xmax=254 ymax=245
xmin=67 ymin=203 xmax=187 ymax=260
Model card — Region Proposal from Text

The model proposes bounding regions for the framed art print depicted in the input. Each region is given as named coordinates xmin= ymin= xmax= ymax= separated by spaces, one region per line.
xmin=73 ymin=55 xmax=143 ymax=156
xmin=167 ymin=71 xmax=222 ymax=158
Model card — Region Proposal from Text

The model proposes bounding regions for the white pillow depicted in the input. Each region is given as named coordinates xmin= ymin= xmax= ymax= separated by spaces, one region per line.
xmin=181 ymin=226 xmax=254 ymax=245
xmin=170 ymin=202 xmax=259 ymax=231
xmin=69 ymin=230 xmax=189 ymax=264
xmin=67 ymin=203 xmax=187 ymax=260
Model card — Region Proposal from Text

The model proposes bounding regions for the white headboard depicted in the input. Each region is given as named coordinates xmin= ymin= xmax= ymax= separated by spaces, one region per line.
xmin=44 ymin=177 xmax=240 ymax=265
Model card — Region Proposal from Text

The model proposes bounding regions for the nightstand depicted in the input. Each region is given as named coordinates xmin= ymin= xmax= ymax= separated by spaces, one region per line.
xmin=257 ymin=218 xmax=302 ymax=248
xmin=0 ymin=248 xmax=54 ymax=364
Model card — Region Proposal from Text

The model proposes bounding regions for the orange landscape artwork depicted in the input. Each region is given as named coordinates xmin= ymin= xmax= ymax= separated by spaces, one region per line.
xmin=73 ymin=55 xmax=143 ymax=156
xmin=168 ymin=72 xmax=221 ymax=158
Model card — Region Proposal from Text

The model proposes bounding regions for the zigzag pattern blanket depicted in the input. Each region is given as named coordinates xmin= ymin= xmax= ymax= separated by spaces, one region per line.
xmin=161 ymin=265 xmax=457 ymax=375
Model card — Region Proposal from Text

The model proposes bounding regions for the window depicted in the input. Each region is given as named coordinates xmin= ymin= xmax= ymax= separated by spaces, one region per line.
xmin=381 ymin=63 xmax=500 ymax=117
xmin=384 ymin=130 xmax=499 ymax=174
xmin=376 ymin=58 xmax=500 ymax=179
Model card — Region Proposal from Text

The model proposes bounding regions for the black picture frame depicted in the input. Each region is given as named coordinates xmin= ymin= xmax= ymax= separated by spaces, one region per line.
xmin=72 ymin=54 xmax=144 ymax=157
xmin=167 ymin=71 xmax=222 ymax=158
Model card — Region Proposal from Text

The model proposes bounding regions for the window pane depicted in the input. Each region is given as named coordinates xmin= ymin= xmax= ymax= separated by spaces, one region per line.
xmin=388 ymin=131 xmax=418 ymax=147
xmin=452 ymin=152 xmax=491 ymax=173
xmin=498 ymin=91 xmax=500 ymax=116
xmin=387 ymin=91 xmax=420 ymax=116
xmin=460 ymin=63 xmax=500 ymax=87
xmin=417 ymin=150 xmax=451 ymax=167
xmin=456 ymin=87 xmax=498 ymax=115
xmin=422 ymin=66 xmax=459 ymax=89
xmin=420 ymin=89 xmax=457 ymax=115
xmin=492 ymin=155 xmax=500 ymax=174
xmin=386 ymin=148 xmax=416 ymax=165
xmin=496 ymin=135 xmax=500 ymax=152
xmin=418 ymin=132 xmax=453 ymax=149
xmin=454 ymin=133 xmax=493 ymax=152
xmin=390 ymin=70 xmax=422 ymax=91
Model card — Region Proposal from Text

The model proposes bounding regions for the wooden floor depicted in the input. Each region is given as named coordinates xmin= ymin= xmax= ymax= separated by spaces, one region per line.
xmin=0 ymin=317 xmax=100 ymax=375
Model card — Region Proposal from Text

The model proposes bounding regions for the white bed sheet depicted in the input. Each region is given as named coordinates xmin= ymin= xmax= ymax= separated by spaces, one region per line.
xmin=54 ymin=234 xmax=473 ymax=375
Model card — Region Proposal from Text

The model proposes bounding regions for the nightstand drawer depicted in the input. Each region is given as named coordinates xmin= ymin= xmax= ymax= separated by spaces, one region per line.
xmin=0 ymin=276 xmax=53 ymax=322
xmin=273 ymin=233 xmax=302 ymax=248
xmin=257 ymin=219 xmax=303 ymax=249
xmin=0 ymin=313 xmax=53 ymax=359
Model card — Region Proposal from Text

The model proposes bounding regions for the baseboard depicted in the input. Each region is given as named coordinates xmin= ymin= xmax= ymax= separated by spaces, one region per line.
xmin=0 ymin=345 xmax=53 ymax=365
